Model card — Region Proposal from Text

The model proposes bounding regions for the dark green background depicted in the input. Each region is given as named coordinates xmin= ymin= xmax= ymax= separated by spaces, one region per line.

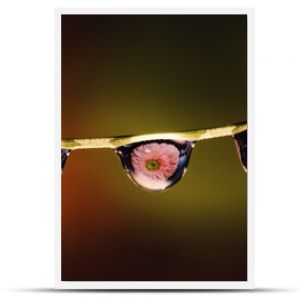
xmin=61 ymin=14 xmax=247 ymax=281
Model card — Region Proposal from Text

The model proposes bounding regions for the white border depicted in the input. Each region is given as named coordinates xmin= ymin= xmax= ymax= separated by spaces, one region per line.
xmin=55 ymin=8 xmax=254 ymax=290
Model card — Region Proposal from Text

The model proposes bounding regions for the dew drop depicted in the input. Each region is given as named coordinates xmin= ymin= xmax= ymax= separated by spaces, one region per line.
xmin=116 ymin=140 xmax=194 ymax=192
xmin=61 ymin=149 xmax=71 ymax=172
xmin=234 ymin=130 xmax=247 ymax=171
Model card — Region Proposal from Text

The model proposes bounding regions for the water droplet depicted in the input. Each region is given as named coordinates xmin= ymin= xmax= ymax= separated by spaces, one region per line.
xmin=116 ymin=140 xmax=194 ymax=192
xmin=61 ymin=149 xmax=71 ymax=172
xmin=234 ymin=130 xmax=247 ymax=171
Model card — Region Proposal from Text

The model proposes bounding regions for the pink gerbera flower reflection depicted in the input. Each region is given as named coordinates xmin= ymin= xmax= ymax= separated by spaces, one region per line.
xmin=131 ymin=143 xmax=180 ymax=181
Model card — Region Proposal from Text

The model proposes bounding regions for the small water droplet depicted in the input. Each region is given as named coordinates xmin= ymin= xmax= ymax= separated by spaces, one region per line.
xmin=61 ymin=149 xmax=71 ymax=172
xmin=234 ymin=130 xmax=247 ymax=171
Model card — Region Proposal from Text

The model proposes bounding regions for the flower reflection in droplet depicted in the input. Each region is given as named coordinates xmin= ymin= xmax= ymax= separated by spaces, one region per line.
xmin=117 ymin=140 xmax=194 ymax=192
xmin=131 ymin=142 xmax=179 ymax=182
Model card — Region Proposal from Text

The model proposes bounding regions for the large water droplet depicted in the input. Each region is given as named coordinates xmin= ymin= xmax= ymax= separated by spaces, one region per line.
xmin=116 ymin=140 xmax=194 ymax=192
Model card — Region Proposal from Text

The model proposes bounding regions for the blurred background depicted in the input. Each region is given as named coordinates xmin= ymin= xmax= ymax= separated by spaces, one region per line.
xmin=61 ymin=14 xmax=247 ymax=281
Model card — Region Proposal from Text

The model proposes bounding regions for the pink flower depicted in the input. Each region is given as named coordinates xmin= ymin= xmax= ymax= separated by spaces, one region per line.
xmin=131 ymin=143 xmax=180 ymax=182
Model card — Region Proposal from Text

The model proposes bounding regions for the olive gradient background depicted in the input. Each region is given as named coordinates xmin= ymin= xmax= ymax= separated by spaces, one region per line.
xmin=61 ymin=14 xmax=247 ymax=281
